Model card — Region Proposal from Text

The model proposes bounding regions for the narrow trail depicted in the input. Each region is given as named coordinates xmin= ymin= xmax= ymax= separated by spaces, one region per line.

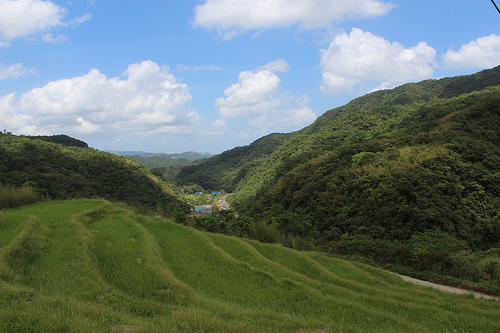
xmin=396 ymin=274 xmax=499 ymax=300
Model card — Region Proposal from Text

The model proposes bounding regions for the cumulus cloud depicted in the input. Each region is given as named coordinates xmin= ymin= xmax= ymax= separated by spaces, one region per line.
xmin=1 ymin=60 xmax=194 ymax=137
xmin=320 ymin=28 xmax=436 ymax=94
xmin=215 ymin=60 xmax=316 ymax=135
xmin=443 ymin=34 xmax=500 ymax=69
xmin=0 ymin=93 xmax=37 ymax=134
xmin=0 ymin=0 xmax=90 ymax=45
xmin=216 ymin=69 xmax=282 ymax=118
xmin=193 ymin=0 xmax=395 ymax=39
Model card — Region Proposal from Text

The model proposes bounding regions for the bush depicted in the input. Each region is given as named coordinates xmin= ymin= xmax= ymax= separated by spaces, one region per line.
xmin=249 ymin=220 xmax=281 ymax=244
xmin=0 ymin=184 xmax=39 ymax=209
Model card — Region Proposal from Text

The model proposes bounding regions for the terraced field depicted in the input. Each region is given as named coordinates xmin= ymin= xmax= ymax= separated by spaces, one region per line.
xmin=1 ymin=200 xmax=499 ymax=332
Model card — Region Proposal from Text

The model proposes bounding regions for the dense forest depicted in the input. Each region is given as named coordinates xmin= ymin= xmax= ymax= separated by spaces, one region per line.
xmin=0 ymin=134 xmax=188 ymax=214
xmin=176 ymin=132 xmax=293 ymax=191
xmin=176 ymin=66 xmax=500 ymax=288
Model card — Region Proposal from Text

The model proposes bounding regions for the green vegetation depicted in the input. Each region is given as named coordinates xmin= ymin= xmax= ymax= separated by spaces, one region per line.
xmin=0 ymin=184 xmax=39 ymax=210
xmin=125 ymin=155 xmax=193 ymax=170
xmin=0 ymin=133 xmax=188 ymax=214
xmin=176 ymin=66 xmax=500 ymax=193
xmin=0 ymin=132 xmax=89 ymax=148
xmin=3 ymin=67 xmax=500 ymax=331
xmin=1 ymin=200 xmax=499 ymax=332
xmin=176 ymin=132 xmax=293 ymax=191
xmin=175 ymin=66 xmax=500 ymax=291
xmin=24 ymin=134 xmax=89 ymax=148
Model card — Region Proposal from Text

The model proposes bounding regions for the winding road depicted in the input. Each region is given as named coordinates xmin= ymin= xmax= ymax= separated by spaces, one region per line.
xmin=396 ymin=274 xmax=499 ymax=300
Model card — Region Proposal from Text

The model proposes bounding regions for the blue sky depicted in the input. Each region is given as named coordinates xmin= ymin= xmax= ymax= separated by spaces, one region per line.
xmin=1 ymin=0 xmax=499 ymax=154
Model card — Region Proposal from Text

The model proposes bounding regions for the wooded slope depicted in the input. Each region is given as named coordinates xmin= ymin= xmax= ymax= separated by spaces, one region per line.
xmin=0 ymin=134 xmax=187 ymax=213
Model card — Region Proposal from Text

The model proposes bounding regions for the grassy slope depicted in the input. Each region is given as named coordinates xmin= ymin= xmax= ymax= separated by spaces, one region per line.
xmin=1 ymin=200 xmax=499 ymax=332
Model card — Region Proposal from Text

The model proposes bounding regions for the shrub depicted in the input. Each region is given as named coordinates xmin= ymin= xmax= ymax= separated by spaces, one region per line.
xmin=249 ymin=220 xmax=281 ymax=244
xmin=0 ymin=184 xmax=39 ymax=209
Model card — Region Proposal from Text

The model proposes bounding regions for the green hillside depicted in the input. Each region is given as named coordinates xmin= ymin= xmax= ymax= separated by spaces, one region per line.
xmin=175 ymin=66 xmax=500 ymax=193
xmin=125 ymin=155 xmax=193 ymax=170
xmin=176 ymin=132 xmax=293 ymax=190
xmin=0 ymin=134 xmax=188 ymax=214
xmin=173 ymin=66 xmax=500 ymax=288
xmin=1 ymin=200 xmax=499 ymax=332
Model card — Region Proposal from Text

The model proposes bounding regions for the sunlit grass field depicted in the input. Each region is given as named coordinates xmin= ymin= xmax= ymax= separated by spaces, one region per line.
xmin=1 ymin=200 xmax=499 ymax=332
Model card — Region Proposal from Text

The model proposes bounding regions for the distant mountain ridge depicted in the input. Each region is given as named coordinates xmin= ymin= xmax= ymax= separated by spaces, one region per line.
xmin=108 ymin=150 xmax=214 ymax=161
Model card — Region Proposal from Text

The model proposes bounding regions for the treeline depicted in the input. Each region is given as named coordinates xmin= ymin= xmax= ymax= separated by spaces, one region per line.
xmin=0 ymin=134 xmax=188 ymax=214
xmin=26 ymin=133 xmax=88 ymax=148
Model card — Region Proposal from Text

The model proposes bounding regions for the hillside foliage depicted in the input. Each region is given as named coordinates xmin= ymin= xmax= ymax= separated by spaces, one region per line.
xmin=176 ymin=132 xmax=293 ymax=191
xmin=0 ymin=134 xmax=188 ymax=214
xmin=175 ymin=66 xmax=500 ymax=286
xmin=176 ymin=66 xmax=500 ymax=193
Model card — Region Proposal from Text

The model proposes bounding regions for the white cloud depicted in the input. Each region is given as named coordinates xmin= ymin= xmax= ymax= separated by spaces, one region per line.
xmin=320 ymin=28 xmax=436 ymax=94
xmin=41 ymin=33 xmax=68 ymax=44
xmin=0 ymin=0 xmax=90 ymax=45
xmin=69 ymin=13 xmax=92 ymax=27
xmin=215 ymin=60 xmax=316 ymax=135
xmin=443 ymin=34 xmax=500 ymax=69
xmin=213 ymin=119 xmax=227 ymax=127
xmin=193 ymin=0 xmax=395 ymax=39
xmin=2 ymin=60 xmax=193 ymax=137
xmin=0 ymin=93 xmax=37 ymax=134
xmin=0 ymin=61 xmax=30 ymax=79
xmin=216 ymin=69 xmax=281 ymax=118
xmin=256 ymin=58 xmax=290 ymax=73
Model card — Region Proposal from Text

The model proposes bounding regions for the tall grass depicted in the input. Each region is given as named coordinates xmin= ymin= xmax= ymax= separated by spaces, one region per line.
xmin=0 ymin=184 xmax=39 ymax=210
xmin=1 ymin=199 xmax=500 ymax=332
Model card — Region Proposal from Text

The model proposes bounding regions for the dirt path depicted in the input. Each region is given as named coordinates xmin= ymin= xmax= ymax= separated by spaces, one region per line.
xmin=396 ymin=274 xmax=499 ymax=300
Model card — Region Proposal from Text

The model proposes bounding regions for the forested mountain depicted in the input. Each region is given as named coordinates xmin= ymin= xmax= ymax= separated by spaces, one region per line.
xmin=106 ymin=151 xmax=214 ymax=171
xmin=0 ymin=134 xmax=188 ymax=213
xmin=240 ymin=86 xmax=500 ymax=241
xmin=176 ymin=132 xmax=293 ymax=190
xmin=176 ymin=66 xmax=500 ymax=193
xmin=176 ymin=66 xmax=500 ymax=284
xmin=109 ymin=150 xmax=213 ymax=160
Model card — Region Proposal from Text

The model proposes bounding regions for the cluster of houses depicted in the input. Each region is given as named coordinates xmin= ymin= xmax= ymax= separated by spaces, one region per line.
xmin=190 ymin=191 xmax=222 ymax=215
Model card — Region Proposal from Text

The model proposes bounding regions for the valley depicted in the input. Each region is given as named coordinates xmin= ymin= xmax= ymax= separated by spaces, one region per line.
xmin=2 ymin=66 xmax=500 ymax=331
